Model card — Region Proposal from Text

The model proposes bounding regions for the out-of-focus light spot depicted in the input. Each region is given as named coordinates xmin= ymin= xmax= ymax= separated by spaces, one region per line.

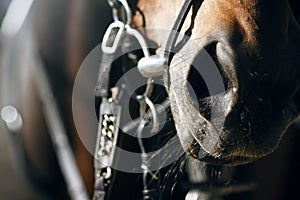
xmin=185 ymin=189 xmax=211 ymax=200
xmin=1 ymin=105 xmax=22 ymax=131
xmin=185 ymin=189 xmax=201 ymax=200
xmin=1 ymin=105 xmax=17 ymax=123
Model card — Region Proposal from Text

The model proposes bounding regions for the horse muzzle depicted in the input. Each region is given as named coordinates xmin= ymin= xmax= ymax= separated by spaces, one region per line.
xmin=168 ymin=34 xmax=300 ymax=166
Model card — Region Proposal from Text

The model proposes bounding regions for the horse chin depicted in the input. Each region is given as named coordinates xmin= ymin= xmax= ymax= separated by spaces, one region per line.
xmin=173 ymin=119 xmax=264 ymax=166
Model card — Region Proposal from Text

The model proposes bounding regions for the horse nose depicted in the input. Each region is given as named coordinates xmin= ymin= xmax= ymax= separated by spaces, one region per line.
xmin=186 ymin=32 xmax=297 ymax=158
xmin=187 ymin=36 xmax=239 ymax=111
xmin=185 ymin=38 xmax=242 ymax=153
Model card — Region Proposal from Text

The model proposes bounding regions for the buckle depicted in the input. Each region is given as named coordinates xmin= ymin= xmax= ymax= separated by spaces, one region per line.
xmin=101 ymin=21 xmax=125 ymax=54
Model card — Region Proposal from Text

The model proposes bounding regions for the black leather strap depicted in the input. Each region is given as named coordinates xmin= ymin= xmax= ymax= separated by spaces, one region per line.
xmin=163 ymin=0 xmax=195 ymax=89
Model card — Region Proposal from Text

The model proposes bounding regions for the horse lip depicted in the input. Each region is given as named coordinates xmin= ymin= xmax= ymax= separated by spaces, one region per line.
xmin=176 ymin=88 xmax=237 ymax=158
xmin=201 ymin=154 xmax=259 ymax=166
xmin=182 ymin=88 xmax=289 ymax=162
xmin=188 ymin=143 xmax=261 ymax=166
xmin=174 ymin=87 xmax=298 ymax=165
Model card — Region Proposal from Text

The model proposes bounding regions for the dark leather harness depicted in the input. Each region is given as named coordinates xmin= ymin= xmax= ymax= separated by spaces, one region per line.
xmin=93 ymin=1 xmax=255 ymax=199
xmin=93 ymin=1 xmax=196 ymax=199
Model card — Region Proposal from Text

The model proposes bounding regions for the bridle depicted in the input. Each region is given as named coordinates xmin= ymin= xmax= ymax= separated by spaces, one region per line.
xmin=95 ymin=0 xmax=196 ymax=99
xmin=93 ymin=0 xmax=196 ymax=199
xmin=93 ymin=0 xmax=256 ymax=200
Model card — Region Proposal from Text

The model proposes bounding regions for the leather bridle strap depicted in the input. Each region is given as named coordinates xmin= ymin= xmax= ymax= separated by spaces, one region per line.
xmin=163 ymin=0 xmax=195 ymax=89
xmin=163 ymin=0 xmax=204 ymax=89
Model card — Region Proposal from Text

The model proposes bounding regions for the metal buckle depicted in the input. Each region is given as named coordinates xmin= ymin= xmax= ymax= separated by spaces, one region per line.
xmin=101 ymin=21 xmax=125 ymax=54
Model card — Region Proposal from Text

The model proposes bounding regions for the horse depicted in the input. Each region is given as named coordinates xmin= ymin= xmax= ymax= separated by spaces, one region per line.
xmin=17 ymin=0 xmax=300 ymax=199
xmin=132 ymin=0 xmax=300 ymax=164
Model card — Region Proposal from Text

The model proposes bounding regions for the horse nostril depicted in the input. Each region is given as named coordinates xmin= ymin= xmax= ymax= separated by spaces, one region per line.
xmin=205 ymin=42 xmax=218 ymax=65
xmin=186 ymin=41 xmax=234 ymax=120
xmin=187 ymin=63 xmax=211 ymax=120
xmin=207 ymin=42 xmax=232 ymax=92
xmin=187 ymin=65 xmax=210 ymax=100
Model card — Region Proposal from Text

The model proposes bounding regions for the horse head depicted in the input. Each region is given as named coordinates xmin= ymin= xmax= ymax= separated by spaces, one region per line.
xmin=133 ymin=0 xmax=300 ymax=165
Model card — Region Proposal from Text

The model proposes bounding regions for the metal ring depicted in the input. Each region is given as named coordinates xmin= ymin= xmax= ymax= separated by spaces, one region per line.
xmin=101 ymin=21 xmax=125 ymax=54
xmin=111 ymin=0 xmax=132 ymax=25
